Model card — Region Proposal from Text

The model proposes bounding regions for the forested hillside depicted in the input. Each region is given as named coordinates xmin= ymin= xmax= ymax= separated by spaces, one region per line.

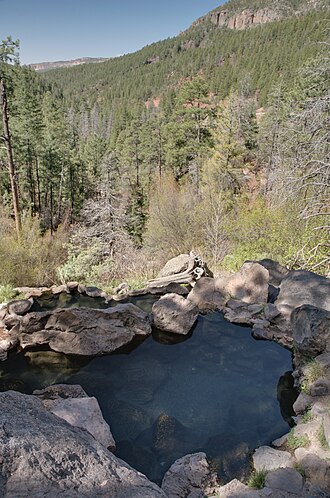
xmin=0 ymin=0 xmax=329 ymax=296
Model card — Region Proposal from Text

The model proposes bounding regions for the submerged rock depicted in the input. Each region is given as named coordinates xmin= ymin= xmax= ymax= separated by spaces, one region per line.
xmin=0 ymin=391 xmax=166 ymax=498
xmin=161 ymin=452 xmax=219 ymax=498
xmin=152 ymin=293 xmax=199 ymax=335
xmin=152 ymin=413 xmax=190 ymax=455
xmin=19 ymin=303 xmax=151 ymax=356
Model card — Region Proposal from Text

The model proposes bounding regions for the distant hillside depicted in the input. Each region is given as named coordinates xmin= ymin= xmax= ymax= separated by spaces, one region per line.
xmin=29 ymin=57 xmax=110 ymax=72
xmin=40 ymin=0 xmax=329 ymax=112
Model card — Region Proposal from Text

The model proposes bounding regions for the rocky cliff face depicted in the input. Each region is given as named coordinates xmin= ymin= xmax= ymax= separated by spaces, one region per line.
xmin=194 ymin=0 xmax=327 ymax=31
xmin=209 ymin=8 xmax=280 ymax=30
xmin=29 ymin=57 xmax=110 ymax=72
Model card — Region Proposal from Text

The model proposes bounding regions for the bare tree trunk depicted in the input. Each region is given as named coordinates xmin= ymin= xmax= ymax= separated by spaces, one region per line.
xmin=56 ymin=161 xmax=65 ymax=222
xmin=35 ymin=157 xmax=41 ymax=213
xmin=0 ymin=77 xmax=21 ymax=237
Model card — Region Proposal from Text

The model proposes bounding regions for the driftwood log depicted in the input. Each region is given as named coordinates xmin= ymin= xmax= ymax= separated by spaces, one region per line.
xmin=148 ymin=252 xmax=211 ymax=287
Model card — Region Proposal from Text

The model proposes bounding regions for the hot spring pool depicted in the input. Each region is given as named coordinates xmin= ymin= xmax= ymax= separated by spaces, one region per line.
xmin=0 ymin=295 xmax=297 ymax=484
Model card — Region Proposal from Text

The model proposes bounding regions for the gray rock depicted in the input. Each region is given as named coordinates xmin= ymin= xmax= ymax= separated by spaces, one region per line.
xmin=158 ymin=254 xmax=191 ymax=278
xmin=48 ymin=396 xmax=116 ymax=450
xmin=67 ymin=281 xmax=79 ymax=291
xmin=276 ymin=270 xmax=330 ymax=319
xmin=293 ymin=393 xmax=313 ymax=415
xmin=85 ymin=286 xmax=106 ymax=298
xmin=291 ymin=305 xmax=330 ymax=358
xmin=0 ymin=391 xmax=166 ymax=498
xmin=252 ymin=327 xmax=274 ymax=341
xmin=7 ymin=298 xmax=33 ymax=315
xmin=263 ymin=304 xmax=281 ymax=321
xmin=148 ymin=282 xmax=189 ymax=296
xmin=51 ymin=284 xmax=68 ymax=295
xmin=19 ymin=303 xmax=151 ymax=356
xmin=152 ymin=293 xmax=199 ymax=335
xmin=264 ymin=468 xmax=303 ymax=495
xmin=257 ymin=259 xmax=290 ymax=287
xmin=33 ymin=384 xmax=104 ymax=448
xmin=315 ymin=352 xmax=330 ymax=368
xmin=209 ymin=479 xmax=259 ymax=497
xmin=310 ymin=378 xmax=330 ymax=397
xmin=295 ymin=451 xmax=330 ymax=491
xmin=272 ymin=433 xmax=289 ymax=448
xmin=14 ymin=286 xmax=49 ymax=298
xmin=161 ymin=452 xmax=219 ymax=498
xmin=217 ymin=262 xmax=269 ymax=304
xmin=253 ymin=446 xmax=295 ymax=471
xmin=0 ymin=326 xmax=17 ymax=361
xmin=224 ymin=308 xmax=253 ymax=324
xmin=129 ymin=282 xmax=189 ymax=297
xmin=311 ymin=399 xmax=330 ymax=417
xmin=187 ymin=277 xmax=226 ymax=312
xmin=323 ymin=413 xmax=330 ymax=447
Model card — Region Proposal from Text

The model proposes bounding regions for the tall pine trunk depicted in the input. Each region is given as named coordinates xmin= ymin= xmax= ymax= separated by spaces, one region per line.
xmin=0 ymin=77 xmax=21 ymax=237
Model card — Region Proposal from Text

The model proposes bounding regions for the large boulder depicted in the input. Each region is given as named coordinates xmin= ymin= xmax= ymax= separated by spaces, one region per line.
xmin=253 ymin=446 xmax=295 ymax=471
xmin=291 ymin=305 xmax=330 ymax=358
xmin=275 ymin=270 xmax=330 ymax=319
xmin=257 ymin=259 xmax=290 ymax=287
xmin=157 ymin=254 xmax=191 ymax=278
xmin=151 ymin=293 xmax=199 ymax=335
xmin=47 ymin=396 xmax=116 ymax=450
xmin=264 ymin=468 xmax=303 ymax=495
xmin=7 ymin=298 xmax=33 ymax=316
xmin=216 ymin=262 xmax=269 ymax=304
xmin=187 ymin=277 xmax=226 ymax=312
xmin=161 ymin=452 xmax=219 ymax=498
xmin=33 ymin=384 xmax=115 ymax=449
xmin=19 ymin=303 xmax=151 ymax=356
xmin=0 ymin=391 xmax=166 ymax=498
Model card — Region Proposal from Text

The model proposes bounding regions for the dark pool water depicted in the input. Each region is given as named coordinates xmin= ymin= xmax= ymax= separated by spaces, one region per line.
xmin=0 ymin=295 xmax=297 ymax=484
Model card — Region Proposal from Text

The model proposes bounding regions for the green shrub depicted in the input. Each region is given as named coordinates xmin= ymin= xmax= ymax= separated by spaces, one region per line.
xmin=294 ymin=462 xmax=306 ymax=477
xmin=301 ymin=361 xmax=326 ymax=394
xmin=318 ymin=424 xmax=329 ymax=450
xmin=0 ymin=213 xmax=68 ymax=287
xmin=248 ymin=469 xmax=267 ymax=489
xmin=301 ymin=408 xmax=313 ymax=423
xmin=0 ymin=285 xmax=19 ymax=303
xmin=287 ymin=429 xmax=310 ymax=450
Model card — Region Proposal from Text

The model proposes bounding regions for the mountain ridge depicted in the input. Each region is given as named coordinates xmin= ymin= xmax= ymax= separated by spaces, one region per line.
xmin=29 ymin=56 xmax=111 ymax=72
xmin=30 ymin=0 xmax=327 ymax=72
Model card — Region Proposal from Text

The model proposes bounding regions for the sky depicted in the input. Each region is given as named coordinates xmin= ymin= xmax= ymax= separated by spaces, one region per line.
xmin=0 ymin=0 xmax=225 ymax=65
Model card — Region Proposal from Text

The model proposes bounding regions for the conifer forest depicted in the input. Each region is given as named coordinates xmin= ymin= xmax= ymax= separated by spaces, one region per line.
xmin=0 ymin=0 xmax=329 ymax=296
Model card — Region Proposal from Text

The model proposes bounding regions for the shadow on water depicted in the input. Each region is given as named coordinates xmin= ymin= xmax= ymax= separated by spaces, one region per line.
xmin=0 ymin=293 xmax=298 ymax=485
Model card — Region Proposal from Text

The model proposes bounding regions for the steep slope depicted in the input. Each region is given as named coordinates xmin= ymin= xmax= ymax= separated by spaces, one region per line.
xmin=40 ymin=1 xmax=329 ymax=112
